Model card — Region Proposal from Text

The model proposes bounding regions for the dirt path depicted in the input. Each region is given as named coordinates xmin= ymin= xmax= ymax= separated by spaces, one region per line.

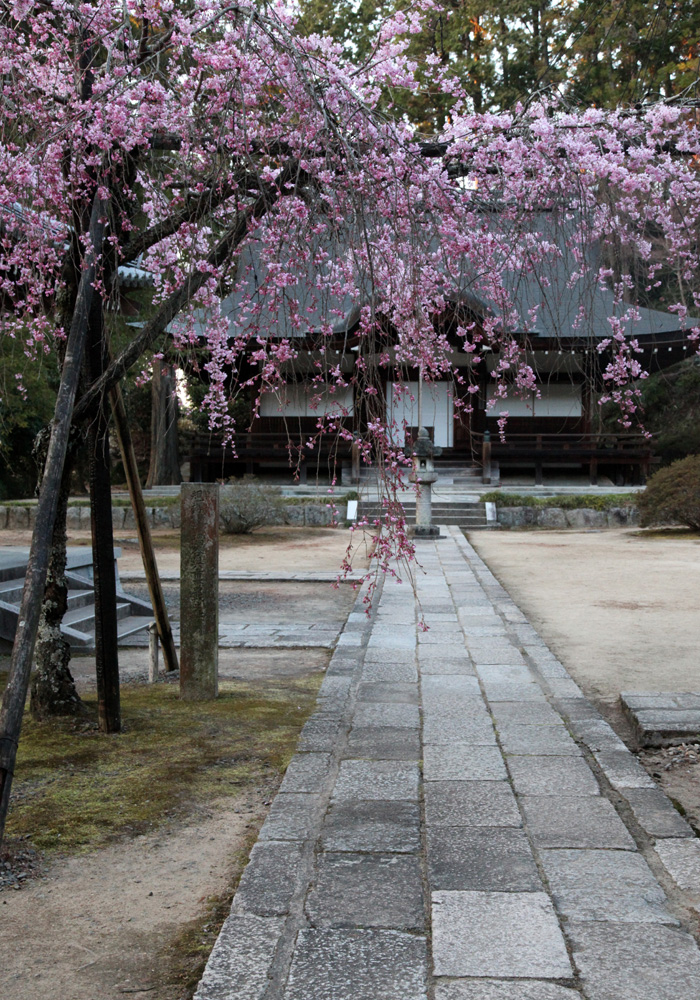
xmin=1 ymin=798 xmax=265 ymax=1000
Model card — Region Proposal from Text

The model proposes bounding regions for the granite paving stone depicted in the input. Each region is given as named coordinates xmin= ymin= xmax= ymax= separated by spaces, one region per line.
xmin=427 ymin=826 xmax=542 ymax=891
xmin=231 ymin=842 xmax=305 ymax=916
xmin=431 ymin=891 xmax=572 ymax=978
xmin=258 ymin=793 xmax=320 ymax=842
xmin=305 ymin=853 xmax=425 ymax=929
xmin=592 ymin=750 xmax=656 ymax=789
xmin=476 ymin=663 xmax=536 ymax=684
xmin=434 ymin=982 xmax=582 ymax=1000
xmin=654 ymin=838 xmax=700 ymax=891
xmin=283 ymin=929 xmax=428 ymax=1000
xmin=507 ymin=756 xmax=600 ymax=797
xmin=357 ymin=682 xmax=419 ymax=704
xmin=425 ymin=781 xmax=522 ymax=827
xmin=621 ymin=787 xmax=694 ymax=838
xmin=521 ymin=796 xmax=636 ymax=850
xmin=422 ymin=715 xmax=498 ymax=745
xmin=421 ymin=674 xmax=481 ymax=697
xmin=360 ymin=659 xmax=418 ymax=683
xmin=297 ymin=716 xmax=345 ymax=752
xmin=540 ymin=849 xmax=675 ymax=923
xmin=566 ymin=719 xmax=627 ymax=752
xmin=497 ymin=724 xmax=582 ymax=756
xmin=279 ymin=752 xmax=332 ymax=793
xmin=423 ymin=744 xmax=507 ymax=781
xmin=332 ymin=760 xmax=419 ymax=801
xmin=482 ymin=682 xmax=546 ymax=703
xmin=568 ymin=921 xmax=700 ymax=1000
xmin=490 ymin=701 xmax=567 ymax=726
xmin=346 ymin=726 xmax=422 ymax=760
xmin=194 ymin=914 xmax=285 ymax=1000
xmin=352 ymin=702 xmax=420 ymax=728
xmin=545 ymin=678 xmax=585 ymax=698
xmin=320 ymin=799 xmax=422 ymax=853
xmin=419 ymin=657 xmax=476 ymax=675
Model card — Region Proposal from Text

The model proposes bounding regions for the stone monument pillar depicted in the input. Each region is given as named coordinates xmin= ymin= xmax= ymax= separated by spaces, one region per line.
xmin=409 ymin=427 xmax=441 ymax=538
xmin=180 ymin=483 xmax=219 ymax=700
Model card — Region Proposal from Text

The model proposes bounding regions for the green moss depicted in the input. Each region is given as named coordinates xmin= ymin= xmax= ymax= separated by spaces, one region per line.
xmin=5 ymin=674 xmax=322 ymax=854
xmin=481 ymin=491 xmax=638 ymax=511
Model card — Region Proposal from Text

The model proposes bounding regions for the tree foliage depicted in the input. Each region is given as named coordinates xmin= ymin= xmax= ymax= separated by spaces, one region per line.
xmin=299 ymin=0 xmax=700 ymax=123
xmin=0 ymin=0 xmax=699 ymax=561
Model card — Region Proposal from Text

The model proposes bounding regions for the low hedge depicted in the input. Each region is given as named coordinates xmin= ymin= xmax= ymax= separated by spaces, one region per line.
xmin=481 ymin=492 xmax=638 ymax=511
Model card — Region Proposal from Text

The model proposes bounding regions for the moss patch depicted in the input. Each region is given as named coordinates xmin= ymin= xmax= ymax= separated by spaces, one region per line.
xmin=4 ymin=674 xmax=322 ymax=854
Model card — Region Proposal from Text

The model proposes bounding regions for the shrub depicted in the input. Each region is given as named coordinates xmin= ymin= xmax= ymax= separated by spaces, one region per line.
xmin=637 ymin=456 xmax=700 ymax=530
xmin=219 ymin=478 xmax=287 ymax=534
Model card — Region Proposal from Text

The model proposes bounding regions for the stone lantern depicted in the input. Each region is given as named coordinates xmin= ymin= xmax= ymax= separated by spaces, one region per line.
xmin=409 ymin=427 xmax=441 ymax=537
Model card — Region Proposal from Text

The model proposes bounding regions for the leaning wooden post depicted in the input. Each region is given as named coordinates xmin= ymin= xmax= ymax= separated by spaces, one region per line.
xmin=180 ymin=484 xmax=219 ymax=700
xmin=110 ymin=383 xmax=179 ymax=674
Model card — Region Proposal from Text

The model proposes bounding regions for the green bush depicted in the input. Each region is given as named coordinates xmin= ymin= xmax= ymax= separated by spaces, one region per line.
xmin=219 ymin=478 xmax=287 ymax=533
xmin=637 ymin=455 xmax=700 ymax=530
xmin=481 ymin=492 xmax=637 ymax=511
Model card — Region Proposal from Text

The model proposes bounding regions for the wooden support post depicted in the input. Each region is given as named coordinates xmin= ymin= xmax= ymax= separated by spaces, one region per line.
xmin=589 ymin=458 xmax=598 ymax=487
xmin=110 ymin=384 xmax=179 ymax=674
xmin=481 ymin=431 xmax=492 ymax=485
xmin=351 ymin=438 xmax=360 ymax=484
xmin=148 ymin=623 xmax=159 ymax=683
xmin=87 ymin=300 xmax=120 ymax=734
xmin=180 ymin=484 xmax=219 ymax=700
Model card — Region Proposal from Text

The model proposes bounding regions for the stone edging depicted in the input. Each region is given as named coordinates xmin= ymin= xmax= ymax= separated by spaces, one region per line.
xmin=193 ymin=579 xmax=379 ymax=999
xmin=495 ymin=505 xmax=639 ymax=528
xmin=0 ymin=502 xmax=344 ymax=531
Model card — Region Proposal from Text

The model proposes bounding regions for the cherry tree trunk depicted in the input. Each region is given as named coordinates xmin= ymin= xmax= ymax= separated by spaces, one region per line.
xmin=30 ymin=446 xmax=84 ymax=720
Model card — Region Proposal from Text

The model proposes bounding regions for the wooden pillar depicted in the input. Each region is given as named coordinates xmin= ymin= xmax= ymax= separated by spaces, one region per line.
xmin=86 ymin=295 xmax=120 ymax=733
xmin=481 ymin=431 xmax=492 ymax=485
xmin=180 ymin=483 xmax=219 ymax=700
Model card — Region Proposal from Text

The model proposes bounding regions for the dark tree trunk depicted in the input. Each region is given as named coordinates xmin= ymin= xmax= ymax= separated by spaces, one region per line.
xmin=146 ymin=359 xmax=180 ymax=488
xmin=30 ymin=441 xmax=85 ymax=719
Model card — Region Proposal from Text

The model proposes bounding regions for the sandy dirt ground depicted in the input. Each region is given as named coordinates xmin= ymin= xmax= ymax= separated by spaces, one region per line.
xmin=0 ymin=526 xmax=362 ymax=1000
xmin=470 ymin=528 xmax=700 ymax=707
xmin=470 ymin=526 xmax=700 ymax=830
xmin=0 ymin=523 xmax=371 ymax=577
xmin=0 ymin=798 xmax=266 ymax=1000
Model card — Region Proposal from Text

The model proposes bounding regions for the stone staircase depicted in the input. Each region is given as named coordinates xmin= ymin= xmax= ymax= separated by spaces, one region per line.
xmin=356 ymin=499 xmax=492 ymax=529
xmin=0 ymin=547 xmax=153 ymax=652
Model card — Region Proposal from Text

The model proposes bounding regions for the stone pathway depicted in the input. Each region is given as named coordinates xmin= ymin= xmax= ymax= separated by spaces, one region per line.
xmin=194 ymin=528 xmax=700 ymax=1000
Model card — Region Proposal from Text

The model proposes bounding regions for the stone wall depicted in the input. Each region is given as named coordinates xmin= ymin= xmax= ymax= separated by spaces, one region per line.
xmin=495 ymin=506 xmax=639 ymax=529
xmin=0 ymin=502 xmax=344 ymax=531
